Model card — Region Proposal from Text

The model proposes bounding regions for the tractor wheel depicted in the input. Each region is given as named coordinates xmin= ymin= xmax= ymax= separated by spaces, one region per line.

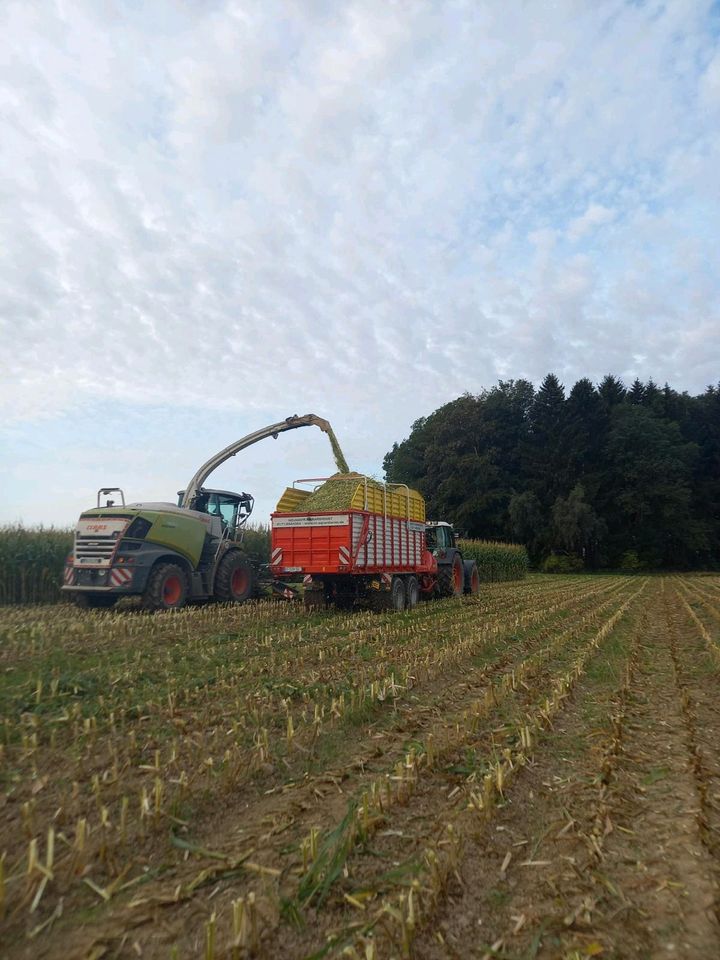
xmin=406 ymin=576 xmax=419 ymax=609
xmin=438 ymin=554 xmax=464 ymax=598
xmin=464 ymin=560 xmax=480 ymax=596
xmin=304 ymin=586 xmax=327 ymax=611
xmin=215 ymin=552 xmax=255 ymax=603
xmin=390 ymin=576 xmax=406 ymax=612
xmin=143 ymin=563 xmax=188 ymax=611
xmin=74 ymin=593 xmax=117 ymax=610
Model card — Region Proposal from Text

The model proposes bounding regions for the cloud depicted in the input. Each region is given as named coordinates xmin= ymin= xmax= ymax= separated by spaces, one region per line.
xmin=567 ymin=204 xmax=616 ymax=241
xmin=699 ymin=47 xmax=720 ymax=110
xmin=0 ymin=0 xmax=719 ymax=522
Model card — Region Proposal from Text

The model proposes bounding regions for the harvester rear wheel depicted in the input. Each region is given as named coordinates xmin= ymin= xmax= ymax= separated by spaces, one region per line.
xmin=215 ymin=552 xmax=255 ymax=603
xmin=143 ymin=563 xmax=188 ymax=611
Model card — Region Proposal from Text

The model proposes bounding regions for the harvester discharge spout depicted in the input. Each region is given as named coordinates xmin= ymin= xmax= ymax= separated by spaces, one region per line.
xmin=180 ymin=413 xmax=349 ymax=510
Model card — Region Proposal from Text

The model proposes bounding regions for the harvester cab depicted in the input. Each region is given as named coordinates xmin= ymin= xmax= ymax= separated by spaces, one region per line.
xmin=176 ymin=488 xmax=254 ymax=539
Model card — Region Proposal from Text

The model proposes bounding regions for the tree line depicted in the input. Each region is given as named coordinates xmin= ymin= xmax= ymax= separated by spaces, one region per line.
xmin=383 ymin=375 xmax=720 ymax=570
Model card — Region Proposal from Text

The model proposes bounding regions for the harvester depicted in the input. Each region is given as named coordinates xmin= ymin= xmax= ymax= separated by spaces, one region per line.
xmin=61 ymin=414 xmax=342 ymax=610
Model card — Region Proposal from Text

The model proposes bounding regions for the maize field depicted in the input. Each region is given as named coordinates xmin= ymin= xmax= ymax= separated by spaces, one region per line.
xmin=456 ymin=540 xmax=528 ymax=582
xmin=1 ymin=574 xmax=719 ymax=959
xmin=0 ymin=527 xmax=272 ymax=607
xmin=0 ymin=527 xmax=73 ymax=606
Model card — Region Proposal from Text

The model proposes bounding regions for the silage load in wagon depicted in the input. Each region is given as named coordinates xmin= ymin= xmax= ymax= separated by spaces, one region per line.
xmin=274 ymin=474 xmax=425 ymax=521
xmin=301 ymin=473 xmax=367 ymax=511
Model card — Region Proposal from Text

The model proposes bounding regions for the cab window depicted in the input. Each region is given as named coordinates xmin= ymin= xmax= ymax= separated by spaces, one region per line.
xmin=437 ymin=526 xmax=454 ymax=548
xmin=217 ymin=496 xmax=239 ymax=531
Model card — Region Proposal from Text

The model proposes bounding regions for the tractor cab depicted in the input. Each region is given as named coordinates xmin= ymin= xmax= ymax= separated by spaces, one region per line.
xmin=425 ymin=521 xmax=456 ymax=554
xmin=177 ymin=488 xmax=254 ymax=539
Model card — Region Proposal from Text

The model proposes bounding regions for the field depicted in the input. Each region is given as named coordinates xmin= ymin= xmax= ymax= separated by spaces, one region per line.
xmin=1 ymin=575 xmax=719 ymax=959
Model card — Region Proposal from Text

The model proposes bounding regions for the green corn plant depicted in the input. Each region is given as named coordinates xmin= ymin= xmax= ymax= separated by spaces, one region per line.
xmin=457 ymin=539 xmax=529 ymax=582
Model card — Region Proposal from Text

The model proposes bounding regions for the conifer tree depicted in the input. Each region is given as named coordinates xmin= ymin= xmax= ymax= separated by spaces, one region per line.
xmin=384 ymin=372 xmax=719 ymax=569
xmin=629 ymin=378 xmax=645 ymax=404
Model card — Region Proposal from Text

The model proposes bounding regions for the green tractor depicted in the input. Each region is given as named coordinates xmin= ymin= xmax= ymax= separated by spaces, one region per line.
xmin=61 ymin=415 xmax=336 ymax=611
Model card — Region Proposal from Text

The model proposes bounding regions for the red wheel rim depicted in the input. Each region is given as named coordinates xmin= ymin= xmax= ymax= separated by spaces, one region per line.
xmin=453 ymin=560 xmax=463 ymax=593
xmin=163 ymin=575 xmax=182 ymax=605
xmin=231 ymin=567 xmax=248 ymax=596
xmin=471 ymin=569 xmax=479 ymax=594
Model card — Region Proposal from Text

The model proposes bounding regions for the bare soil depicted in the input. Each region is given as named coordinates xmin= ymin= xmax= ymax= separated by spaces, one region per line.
xmin=410 ymin=578 xmax=720 ymax=960
xmin=1 ymin=576 xmax=719 ymax=960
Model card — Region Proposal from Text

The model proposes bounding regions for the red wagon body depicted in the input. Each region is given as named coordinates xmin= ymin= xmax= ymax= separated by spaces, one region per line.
xmin=270 ymin=509 xmax=435 ymax=577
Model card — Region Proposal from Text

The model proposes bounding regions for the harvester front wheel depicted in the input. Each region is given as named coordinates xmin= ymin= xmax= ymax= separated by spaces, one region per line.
xmin=143 ymin=563 xmax=188 ymax=611
xmin=215 ymin=552 xmax=255 ymax=603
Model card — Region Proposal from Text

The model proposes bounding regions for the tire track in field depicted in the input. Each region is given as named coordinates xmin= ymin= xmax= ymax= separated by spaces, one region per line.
xmin=560 ymin=581 xmax=719 ymax=959
xmin=389 ymin=580 xmax=647 ymax=960
xmin=668 ymin=584 xmax=720 ymax=926
xmin=17 ymin=581 xmax=628 ymax=959
xmin=283 ymin=582 xmax=646 ymax=959
xmin=402 ymin=580 xmax=720 ymax=960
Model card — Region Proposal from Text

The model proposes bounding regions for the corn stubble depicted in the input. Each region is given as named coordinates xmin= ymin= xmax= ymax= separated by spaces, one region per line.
xmin=0 ymin=573 xmax=718 ymax=958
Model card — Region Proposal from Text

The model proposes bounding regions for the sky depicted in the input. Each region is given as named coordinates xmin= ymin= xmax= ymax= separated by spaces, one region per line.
xmin=1 ymin=0 xmax=719 ymax=527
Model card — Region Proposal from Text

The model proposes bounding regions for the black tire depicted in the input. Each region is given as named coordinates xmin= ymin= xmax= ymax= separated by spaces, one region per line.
xmin=369 ymin=588 xmax=391 ymax=612
xmin=304 ymin=586 xmax=327 ymax=611
xmin=406 ymin=576 xmax=419 ymax=609
xmin=143 ymin=563 xmax=188 ymax=611
xmin=215 ymin=551 xmax=255 ymax=602
xmin=464 ymin=560 xmax=480 ymax=596
xmin=73 ymin=593 xmax=117 ymax=609
xmin=390 ymin=576 xmax=406 ymax=612
xmin=438 ymin=553 xmax=464 ymax=598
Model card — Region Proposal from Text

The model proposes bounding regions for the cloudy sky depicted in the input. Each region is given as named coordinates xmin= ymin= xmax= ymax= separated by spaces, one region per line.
xmin=1 ymin=0 xmax=719 ymax=527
